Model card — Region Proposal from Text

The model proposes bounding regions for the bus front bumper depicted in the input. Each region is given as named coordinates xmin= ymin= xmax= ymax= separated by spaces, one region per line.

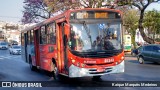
xmin=69 ymin=60 xmax=125 ymax=78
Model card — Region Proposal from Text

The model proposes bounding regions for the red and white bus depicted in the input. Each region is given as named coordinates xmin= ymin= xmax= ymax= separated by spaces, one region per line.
xmin=21 ymin=8 xmax=124 ymax=79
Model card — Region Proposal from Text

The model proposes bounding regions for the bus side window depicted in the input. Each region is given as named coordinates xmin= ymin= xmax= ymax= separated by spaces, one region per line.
xmin=27 ymin=31 xmax=31 ymax=45
xmin=21 ymin=33 xmax=25 ymax=46
xmin=30 ymin=30 xmax=34 ymax=44
xmin=39 ymin=31 xmax=43 ymax=44
xmin=51 ymin=23 xmax=56 ymax=44
xmin=40 ymin=26 xmax=46 ymax=44
xmin=46 ymin=23 xmax=56 ymax=44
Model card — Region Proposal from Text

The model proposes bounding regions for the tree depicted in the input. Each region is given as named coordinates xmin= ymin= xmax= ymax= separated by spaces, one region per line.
xmin=144 ymin=10 xmax=160 ymax=41
xmin=79 ymin=0 xmax=115 ymax=8
xmin=116 ymin=0 xmax=160 ymax=44
xmin=44 ymin=0 xmax=79 ymax=12
xmin=22 ymin=0 xmax=160 ymax=44
xmin=22 ymin=0 xmax=51 ymax=24
xmin=123 ymin=9 xmax=139 ymax=49
xmin=44 ymin=0 xmax=117 ymax=12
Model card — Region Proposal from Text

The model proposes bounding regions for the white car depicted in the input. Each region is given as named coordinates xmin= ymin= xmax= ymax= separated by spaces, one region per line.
xmin=9 ymin=45 xmax=21 ymax=55
xmin=0 ymin=42 xmax=8 ymax=49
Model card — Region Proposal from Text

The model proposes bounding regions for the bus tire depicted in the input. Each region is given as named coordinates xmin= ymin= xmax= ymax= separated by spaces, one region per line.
xmin=92 ymin=76 xmax=101 ymax=81
xmin=51 ymin=61 xmax=59 ymax=81
xmin=29 ymin=56 xmax=37 ymax=71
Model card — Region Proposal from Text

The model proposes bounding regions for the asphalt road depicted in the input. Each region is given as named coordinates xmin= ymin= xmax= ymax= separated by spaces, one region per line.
xmin=0 ymin=49 xmax=160 ymax=90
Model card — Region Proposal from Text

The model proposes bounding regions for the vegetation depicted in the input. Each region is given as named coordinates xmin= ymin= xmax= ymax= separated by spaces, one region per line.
xmin=21 ymin=0 xmax=51 ymax=24
xmin=21 ymin=0 xmax=160 ymax=44
xmin=144 ymin=10 xmax=160 ymax=42
xmin=123 ymin=9 xmax=139 ymax=49
xmin=22 ymin=0 xmax=117 ymax=24
xmin=44 ymin=0 xmax=115 ymax=12
xmin=117 ymin=0 xmax=160 ymax=44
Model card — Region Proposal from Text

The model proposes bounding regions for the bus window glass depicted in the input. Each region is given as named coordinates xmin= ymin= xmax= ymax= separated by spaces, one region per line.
xmin=27 ymin=31 xmax=30 ymax=45
xmin=21 ymin=33 xmax=24 ymax=46
xmin=30 ymin=30 xmax=34 ymax=44
xmin=47 ymin=23 xmax=56 ymax=44
xmin=69 ymin=22 xmax=121 ymax=52
xmin=46 ymin=25 xmax=50 ymax=44
xmin=40 ymin=26 xmax=46 ymax=44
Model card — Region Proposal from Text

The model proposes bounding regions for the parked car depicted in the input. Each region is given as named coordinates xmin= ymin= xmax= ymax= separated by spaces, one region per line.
xmin=9 ymin=45 xmax=21 ymax=55
xmin=137 ymin=44 xmax=160 ymax=64
xmin=0 ymin=42 xmax=8 ymax=50
xmin=131 ymin=46 xmax=143 ymax=56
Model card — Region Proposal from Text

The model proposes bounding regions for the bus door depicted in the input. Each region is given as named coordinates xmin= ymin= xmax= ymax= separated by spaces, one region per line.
xmin=58 ymin=22 xmax=69 ymax=74
xmin=39 ymin=25 xmax=56 ymax=71
xmin=29 ymin=30 xmax=37 ymax=67
xmin=24 ymin=33 xmax=28 ymax=63
xmin=38 ymin=26 xmax=49 ymax=71
xmin=34 ymin=30 xmax=40 ymax=67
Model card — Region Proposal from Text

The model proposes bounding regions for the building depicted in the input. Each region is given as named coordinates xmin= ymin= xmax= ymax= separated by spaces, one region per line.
xmin=0 ymin=21 xmax=24 ymax=44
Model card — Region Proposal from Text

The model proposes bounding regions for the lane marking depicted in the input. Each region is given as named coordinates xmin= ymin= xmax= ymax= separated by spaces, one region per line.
xmin=0 ymin=56 xmax=21 ymax=59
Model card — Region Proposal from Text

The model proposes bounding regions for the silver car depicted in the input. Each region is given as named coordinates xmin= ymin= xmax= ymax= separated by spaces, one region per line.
xmin=9 ymin=45 xmax=21 ymax=55
xmin=0 ymin=42 xmax=8 ymax=50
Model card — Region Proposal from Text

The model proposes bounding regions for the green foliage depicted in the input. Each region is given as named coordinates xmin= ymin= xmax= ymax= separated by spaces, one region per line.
xmin=155 ymin=38 xmax=160 ymax=42
xmin=123 ymin=9 xmax=139 ymax=49
xmin=144 ymin=10 xmax=160 ymax=35
xmin=116 ymin=0 xmax=160 ymax=44
xmin=123 ymin=9 xmax=139 ymax=31
xmin=44 ymin=0 xmax=117 ymax=12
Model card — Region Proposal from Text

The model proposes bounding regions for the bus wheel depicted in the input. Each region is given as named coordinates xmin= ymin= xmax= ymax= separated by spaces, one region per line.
xmin=92 ymin=76 xmax=101 ymax=81
xmin=51 ymin=62 xmax=59 ymax=81
xmin=29 ymin=56 xmax=36 ymax=71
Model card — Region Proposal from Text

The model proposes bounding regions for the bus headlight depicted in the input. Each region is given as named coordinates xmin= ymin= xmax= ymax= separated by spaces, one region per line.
xmin=121 ymin=56 xmax=124 ymax=60
xmin=71 ymin=59 xmax=75 ymax=63
xmin=118 ymin=56 xmax=124 ymax=63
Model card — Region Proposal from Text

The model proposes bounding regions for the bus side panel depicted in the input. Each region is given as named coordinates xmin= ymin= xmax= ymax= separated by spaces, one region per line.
xmin=27 ymin=45 xmax=36 ymax=66
xmin=39 ymin=45 xmax=57 ymax=71
xmin=39 ymin=45 xmax=49 ymax=71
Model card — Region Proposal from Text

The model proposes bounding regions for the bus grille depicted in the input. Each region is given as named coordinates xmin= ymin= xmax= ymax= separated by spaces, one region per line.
xmin=86 ymin=62 xmax=113 ymax=66
xmin=71 ymin=49 xmax=122 ymax=58
xmin=89 ymin=68 xmax=113 ymax=74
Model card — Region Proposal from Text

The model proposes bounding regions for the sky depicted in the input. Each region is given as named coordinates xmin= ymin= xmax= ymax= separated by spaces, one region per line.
xmin=0 ymin=0 xmax=160 ymax=24
xmin=0 ymin=0 xmax=23 ymax=24
xmin=146 ymin=2 xmax=160 ymax=11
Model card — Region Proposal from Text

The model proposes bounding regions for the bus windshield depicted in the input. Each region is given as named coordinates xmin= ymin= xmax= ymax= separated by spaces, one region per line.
xmin=69 ymin=21 xmax=122 ymax=52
